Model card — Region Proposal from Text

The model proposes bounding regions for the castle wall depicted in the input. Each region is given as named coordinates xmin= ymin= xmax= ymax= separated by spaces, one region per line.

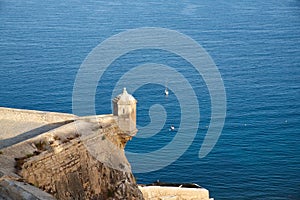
xmin=0 ymin=107 xmax=76 ymax=123
xmin=20 ymin=135 xmax=143 ymax=199
xmin=139 ymin=186 xmax=211 ymax=200
xmin=0 ymin=111 xmax=143 ymax=199
xmin=0 ymin=106 xmax=213 ymax=200
xmin=0 ymin=107 xmax=76 ymax=142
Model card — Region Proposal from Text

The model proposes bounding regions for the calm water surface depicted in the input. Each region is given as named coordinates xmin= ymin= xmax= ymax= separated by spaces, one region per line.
xmin=1 ymin=1 xmax=299 ymax=199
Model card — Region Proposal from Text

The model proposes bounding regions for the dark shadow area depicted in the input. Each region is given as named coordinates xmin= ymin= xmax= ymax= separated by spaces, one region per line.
xmin=0 ymin=120 xmax=74 ymax=149
xmin=144 ymin=181 xmax=202 ymax=188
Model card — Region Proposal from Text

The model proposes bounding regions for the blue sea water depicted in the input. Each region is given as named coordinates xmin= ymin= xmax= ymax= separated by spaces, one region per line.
xmin=1 ymin=1 xmax=300 ymax=199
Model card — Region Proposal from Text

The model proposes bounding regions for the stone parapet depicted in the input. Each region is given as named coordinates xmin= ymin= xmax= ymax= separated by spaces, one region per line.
xmin=0 ymin=107 xmax=76 ymax=123
xmin=0 ymin=105 xmax=214 ymax=199
xmin=139 ymin=186 xmax=211 ymax=200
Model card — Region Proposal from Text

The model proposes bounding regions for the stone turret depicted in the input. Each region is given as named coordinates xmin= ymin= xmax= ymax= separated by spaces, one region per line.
xmin=112 ymin=88 xmax=137 ymax=136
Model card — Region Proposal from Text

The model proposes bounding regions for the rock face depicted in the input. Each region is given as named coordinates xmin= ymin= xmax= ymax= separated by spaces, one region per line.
xmin=0 ymin=88 xmax=213 ymax=200
xmin=0 ymin=106 xmax=143 ymax=200
xmin=20 ymin=123 xmax=143 ymax=199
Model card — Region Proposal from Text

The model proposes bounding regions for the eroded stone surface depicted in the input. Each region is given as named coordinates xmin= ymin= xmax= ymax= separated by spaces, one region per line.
xmin=0 ymin=108 xmax=143 ymax=200
xmin=0 ymin=177 xmax=55 ymax=200
xmin=0 ymin=106 xmax=213 ymax=200
xmin=20 ymin=128 xmax=143 ymax=199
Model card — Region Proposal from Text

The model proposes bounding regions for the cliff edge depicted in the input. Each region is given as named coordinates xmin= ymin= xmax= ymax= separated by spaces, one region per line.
xmin=0 ymin=107 xmax=143 ymax=199
xmin=0 ymin=88 xmax=213 ymax=200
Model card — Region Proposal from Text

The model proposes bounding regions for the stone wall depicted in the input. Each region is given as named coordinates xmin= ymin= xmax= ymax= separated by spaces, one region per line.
xmin=0 ymin=107 xmax=76 ymax=143
xmin=20 ymin=137 xmax=143 ymax=199
xmin=0 ymin=107 xmax=76 ymax=123
xmin=0 ymin=107 xmax=143 ymax=200
xmin=139 ymin=186 xmax=211 ymax=200
xmin=15 ymin=117 xmax=143 ymax=199
xmin=0 ymin=107 xmax=213 ymax=200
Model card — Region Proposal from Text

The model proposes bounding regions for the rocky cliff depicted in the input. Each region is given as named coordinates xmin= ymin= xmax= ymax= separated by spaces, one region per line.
xmin=0 ymin=107 xmax=143 ymax=200
xmin=0 ymin=105 xmax=213 ymax=200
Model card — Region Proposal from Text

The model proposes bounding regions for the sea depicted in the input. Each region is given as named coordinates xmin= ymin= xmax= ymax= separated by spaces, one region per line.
xmin=1 ymin=1 xmax=299 ymax=199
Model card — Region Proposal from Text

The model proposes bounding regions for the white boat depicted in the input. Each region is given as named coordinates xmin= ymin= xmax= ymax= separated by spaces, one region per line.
xmin=165 ymin=88 xmax=169 ymax=96
xmin=164 ymin=80 xmax=169 ymax=96
xmin=170 ymin=125 xmax=175 ymax=131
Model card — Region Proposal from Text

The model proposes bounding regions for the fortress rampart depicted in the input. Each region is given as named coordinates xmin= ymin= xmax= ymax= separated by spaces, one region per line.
xmin=0 ymin=89 xmax=212 ymax=200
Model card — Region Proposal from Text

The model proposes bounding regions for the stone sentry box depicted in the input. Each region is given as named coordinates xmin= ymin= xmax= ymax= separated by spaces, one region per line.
xmin=112 ymin=88 xmax=138 ymax=136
